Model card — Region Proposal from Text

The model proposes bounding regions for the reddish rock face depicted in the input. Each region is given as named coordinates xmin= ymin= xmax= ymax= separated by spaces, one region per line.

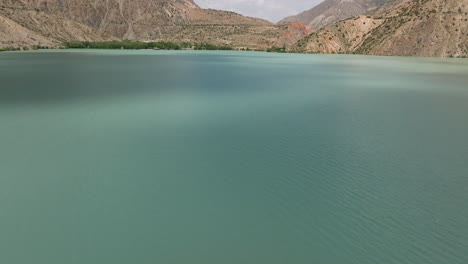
xmin=282 ymin=23 xmax=313 ymax=46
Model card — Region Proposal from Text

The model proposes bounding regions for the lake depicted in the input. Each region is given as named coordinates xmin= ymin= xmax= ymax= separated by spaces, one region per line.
xmin=1 ymin=50 xmax=468 ymax=264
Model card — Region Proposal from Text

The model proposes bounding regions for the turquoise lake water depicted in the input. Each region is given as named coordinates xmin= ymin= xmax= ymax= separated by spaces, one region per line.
xmin=1 ymin=50 xmax=468 ymax=264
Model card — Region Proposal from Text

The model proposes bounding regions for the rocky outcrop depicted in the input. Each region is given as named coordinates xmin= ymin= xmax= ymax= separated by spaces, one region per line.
xmin=292 ymin=15 xmax=384 ymax=54
xmin=292 ymin=0 xmax=468 ymax=57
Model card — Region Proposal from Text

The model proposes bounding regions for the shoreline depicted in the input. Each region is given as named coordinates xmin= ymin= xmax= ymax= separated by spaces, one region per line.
xmin=2 ymin=45 xmax=468 ymax=59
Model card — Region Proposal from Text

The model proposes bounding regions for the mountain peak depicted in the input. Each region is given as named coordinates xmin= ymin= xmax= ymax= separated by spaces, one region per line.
xmin=279 ymin=0 xmax=394 ymax=30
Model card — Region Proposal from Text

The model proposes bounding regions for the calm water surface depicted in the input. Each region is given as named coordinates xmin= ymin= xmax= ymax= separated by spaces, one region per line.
xmin=1 ymin=50 xmax=468 ymax=264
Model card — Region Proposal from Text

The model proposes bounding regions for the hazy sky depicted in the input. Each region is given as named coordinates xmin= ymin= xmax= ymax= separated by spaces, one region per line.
xmin=196 ymin=0 xmax=322 ymax=22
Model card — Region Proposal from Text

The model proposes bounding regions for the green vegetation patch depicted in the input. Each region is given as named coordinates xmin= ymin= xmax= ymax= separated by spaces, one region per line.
xmin=266 ymin=46 xmax=287 ymax=53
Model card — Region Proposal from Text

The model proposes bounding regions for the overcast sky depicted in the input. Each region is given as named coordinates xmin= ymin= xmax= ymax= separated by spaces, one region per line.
xmin=196 ymin=0 xmax=323 ymax=22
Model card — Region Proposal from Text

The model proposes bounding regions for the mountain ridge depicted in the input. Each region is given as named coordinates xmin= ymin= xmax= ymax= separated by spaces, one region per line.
xmin=1 ymin=0 xmax=467 ymax=57
xmin=0 ymin=0 xmax=310 ymax=50
xmin=279 ymin=0 xmax=394 ymax=30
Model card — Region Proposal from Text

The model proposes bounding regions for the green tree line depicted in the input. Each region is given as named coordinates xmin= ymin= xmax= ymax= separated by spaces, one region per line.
xmin=64 ymin=41 xmax=233 ymax=51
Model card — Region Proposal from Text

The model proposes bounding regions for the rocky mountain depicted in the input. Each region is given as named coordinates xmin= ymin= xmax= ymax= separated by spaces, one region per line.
xmin=292 ymin=0 xmax=468 ymax=57
xmin=0 ymin=0 xmax=310 ymax=49
xmin=17 ymin=0 xmax=204 ymax=40
xmin=279 ymin=0 xmax=393 ymax=30
xmin=2 ymin=0 xmax=464 ymax=57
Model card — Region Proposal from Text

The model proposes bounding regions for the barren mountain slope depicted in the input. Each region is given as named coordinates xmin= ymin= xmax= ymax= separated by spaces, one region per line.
xmin=0 ymin=0 xmax=115 ymax=47
xmin=358 ymin=0 xmax=468 ymax=57
xmin=166 ymin=22 xmax=313 ymax=49
xmin=14 ymin=0 xmax=271 ymax=39
xmin=0 ymin=14 xmax=56 ymax=48
xmin=293 ymin=0 xmax=468 ymax=57
xmin=14 ymin=0 xmax=200 ymax=40
xmin=280 ymin=0 xmax=393 ymax=30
